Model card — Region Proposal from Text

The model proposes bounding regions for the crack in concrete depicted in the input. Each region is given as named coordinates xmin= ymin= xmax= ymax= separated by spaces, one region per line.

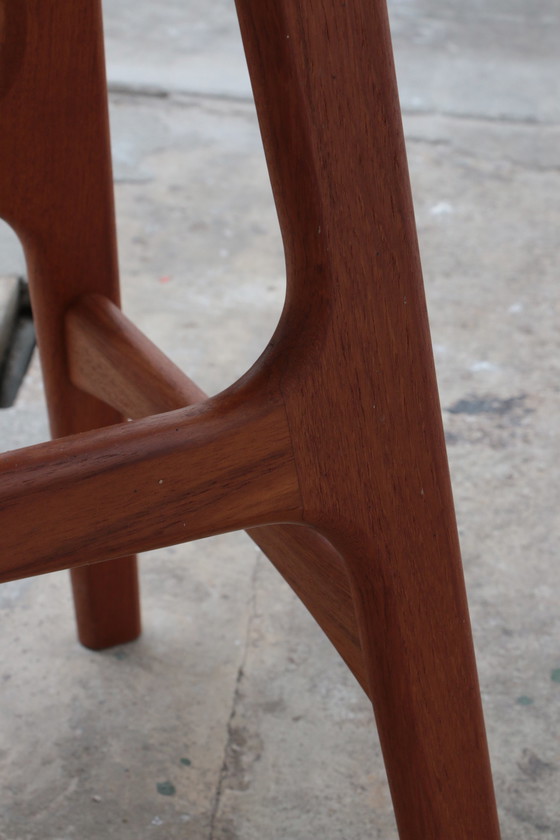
xmin=208 ymin=552 xmax=260 ymax=840
xmin=392 ymin=9 xmax=559 ymax=26
xmin=402 ymin=107 xmax=560 ymax=129
xmin=502 ymin=158 xmax=560 ymax=174
xmin=107 ymin=83 xmax=560 ymax=132
xmin=108 ymin=82 xmax=253 ymax=105
xmin=406 ymin=134 xmax=560 ymax=175
xmin=405 ymin=134 xmax=453 ymax=148
xmin=108 ymin=82 xmax=171 ymax=99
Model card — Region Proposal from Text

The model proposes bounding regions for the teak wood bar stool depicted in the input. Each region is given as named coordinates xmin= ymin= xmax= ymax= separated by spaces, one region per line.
xmin=0 ymin=1 xmax=502 ymax=837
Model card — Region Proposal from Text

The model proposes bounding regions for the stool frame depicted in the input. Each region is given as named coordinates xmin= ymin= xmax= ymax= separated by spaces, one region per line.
xmin=0 ymin=2 xmax=502 ymax=837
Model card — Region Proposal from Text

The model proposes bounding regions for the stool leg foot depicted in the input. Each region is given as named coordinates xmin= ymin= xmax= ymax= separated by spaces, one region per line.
xmin=337 ymin=543 xmax=501 ymax=840
xmin=70 ymin=558 xmax=141 ymax=650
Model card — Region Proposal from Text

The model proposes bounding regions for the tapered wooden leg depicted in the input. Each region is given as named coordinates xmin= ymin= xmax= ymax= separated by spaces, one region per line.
xmin=327 ymin=532 xmax=501 ymax=839
xmin=0 ymin=0 xmax=140 ymax=648
xmin=234 ymin=0 xmax=502 ymax=836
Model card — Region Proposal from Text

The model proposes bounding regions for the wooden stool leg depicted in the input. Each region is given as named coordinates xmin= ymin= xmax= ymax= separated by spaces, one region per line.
xmin=328 ymin=530 xmax=501 ymax=838
xmin=70 ymin=558 xmax=140 ymax=650
xmin=234 ymin=0 xmax=502 ymax=836
xmin=0 ymin=1 xmax=140 ymax=648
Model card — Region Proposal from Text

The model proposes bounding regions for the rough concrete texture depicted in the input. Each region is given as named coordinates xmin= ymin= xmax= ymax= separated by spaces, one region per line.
xmin=1 ymin=1 xmax=559 ymax=837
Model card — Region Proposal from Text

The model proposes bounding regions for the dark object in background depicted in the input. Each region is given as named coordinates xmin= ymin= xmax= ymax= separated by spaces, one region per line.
xmin=0 ymin=277 xmax=35 ymax=407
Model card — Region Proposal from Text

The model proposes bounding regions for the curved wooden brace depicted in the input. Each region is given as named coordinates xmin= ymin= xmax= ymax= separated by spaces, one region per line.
xmin=65 ymin=293 xmax=367 ymax=693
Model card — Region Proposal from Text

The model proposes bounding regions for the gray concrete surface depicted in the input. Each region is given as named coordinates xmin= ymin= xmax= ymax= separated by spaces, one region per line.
xmin=1 ymin=1 xmax=560 ymax=837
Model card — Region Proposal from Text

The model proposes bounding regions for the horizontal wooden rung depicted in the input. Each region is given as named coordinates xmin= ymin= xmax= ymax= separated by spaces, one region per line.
xmin=63 ymin=294 xmax=366 ymax=693
xmin=66 ymin=293 xmax=206 ymax=418
xmin=0 ymin=393 xmax=301 ymax=581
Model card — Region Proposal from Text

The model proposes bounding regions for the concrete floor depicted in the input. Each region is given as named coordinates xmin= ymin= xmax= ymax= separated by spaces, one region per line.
xmin=1 ymin=1 xmax=560 ymax=837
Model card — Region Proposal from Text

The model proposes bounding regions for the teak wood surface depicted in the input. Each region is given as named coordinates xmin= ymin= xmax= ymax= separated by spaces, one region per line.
xmin=66 ymin=293 xmax=367 ymax=692
xmin=0 ymin=1 xmax=502 ymax=838
xmin=0 ymin=0 xmax=139 ymax=649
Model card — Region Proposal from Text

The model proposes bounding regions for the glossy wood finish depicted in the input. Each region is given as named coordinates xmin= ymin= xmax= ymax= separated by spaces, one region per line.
xmin=0 ymin=392 xmax=301 ymax=579
xmin=66 ymin=293 xmax=366 ymax=692
xmin=0 ymin=0 xmax=502 ymax=836
xmin=66 ymin=294 xmax=207 ymax=417
xmin=233 ymin=3 xmax=501 ymax=836
xmin=0 ymin=0 xmax=139 ymax=648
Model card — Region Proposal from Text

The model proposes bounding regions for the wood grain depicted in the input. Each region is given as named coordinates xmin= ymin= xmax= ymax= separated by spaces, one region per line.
xmin=0 ymin=390 xmax=301 ymax=581
xmin=0 ymin=0 xmax=502 ymax=835
xmin=66 ymin=293 xmax=366 ymax=692
xmin=234 ymin=1 xmax=502 ymax=837
xmin=0 ymin=0 xmax=139 ymax=648
xmin=66 ymin=294 xmax=207 ymax=417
